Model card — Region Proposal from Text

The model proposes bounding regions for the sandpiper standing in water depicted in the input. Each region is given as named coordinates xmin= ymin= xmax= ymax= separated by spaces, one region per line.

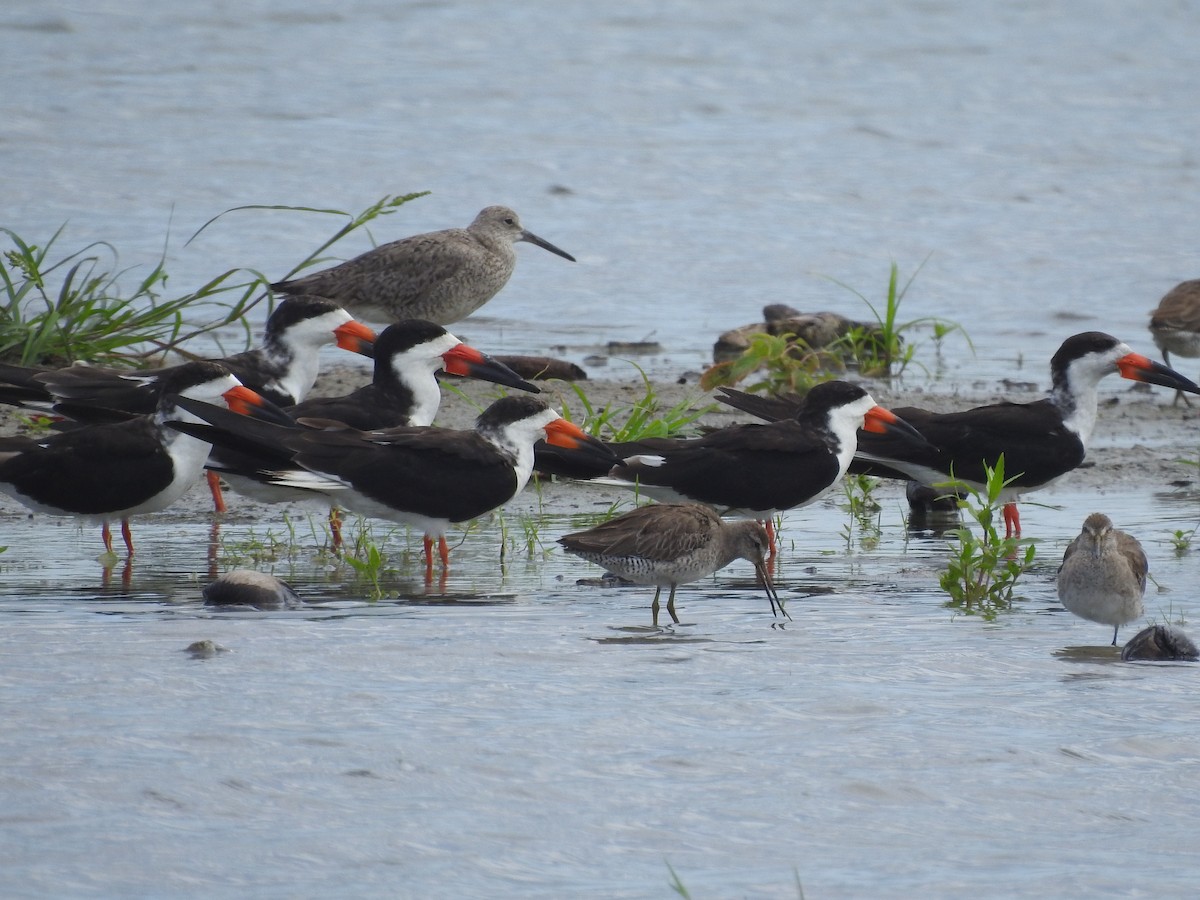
xmin=1057 ymin=512 xmax=1147 ymax=646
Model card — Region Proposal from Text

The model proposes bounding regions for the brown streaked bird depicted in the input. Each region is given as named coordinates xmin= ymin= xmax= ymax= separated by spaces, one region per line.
xmin=558 ymin=503 xmax=784 ymax=626
xmin=718 ymin=333 xmax=1200 ymax=538
xmin=270 ymin=206 xmax=576 ymax=325
xmin=0 ymin=362 xmax=284 ymax=557
xmin=1057 ymin=512 xmax=1147 ymax=646
xmin=203 ymin=569 xmax=303 ymax=610
xmin=1148 ymin=278 xmax=1200 ymax=405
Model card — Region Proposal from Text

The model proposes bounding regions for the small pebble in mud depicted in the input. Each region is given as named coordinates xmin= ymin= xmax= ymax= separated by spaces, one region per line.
xmin=1121 ymin=624 xmax=1200 ymax=662
xmin=203 ymin=570 xmax=303 ymax=610
xmin=184 ymin=640 xmax=230 ymax=659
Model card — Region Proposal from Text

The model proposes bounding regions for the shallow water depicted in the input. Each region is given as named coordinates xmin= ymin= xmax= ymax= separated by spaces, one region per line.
xmin=5 ymin=0 xmax=1200 ymax=896
xmin=3 ymin=480 xmax=1200 ymax=898
xmin=4 ymin=1 xmax=1200 ymax=384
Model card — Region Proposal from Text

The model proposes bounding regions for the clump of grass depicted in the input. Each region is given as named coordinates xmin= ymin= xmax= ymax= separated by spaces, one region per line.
xmin=937 ymin=456 xmax=1037 ymax=619
xmin=702 ymin=259 xmax=970 ymax=395
xmin=1169 ymin=524 xmax=1198 ymax=556
xmin=700 ymin=330 xmax=842 ymax=395
xmin=557 ymin=361 xmax=715 ymax=440
xmin=841 ymin=473 xmax=882 ymax=551
xmin=1 ymin=192 xmax=429 ymax=367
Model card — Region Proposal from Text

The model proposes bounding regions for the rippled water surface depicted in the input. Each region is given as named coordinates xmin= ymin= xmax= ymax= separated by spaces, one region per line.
xmin=5 ymin=1 xmax=1200 ymax=896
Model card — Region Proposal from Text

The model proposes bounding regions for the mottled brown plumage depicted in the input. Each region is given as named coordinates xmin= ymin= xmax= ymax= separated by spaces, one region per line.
xmin=271 ymin=206 xmax=575 ymax=324
xmin=1149 ymin=279 xmax=1200 ymax=405
xmin=1057 ymin=512 xmax=1147 ymax=646
xmin=558 ymin=503 xmax=784 ymax=626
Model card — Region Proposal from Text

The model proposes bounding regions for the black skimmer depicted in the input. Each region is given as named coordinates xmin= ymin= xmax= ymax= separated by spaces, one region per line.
xmin=718 ymin=333 xmax=1200 ymax=537
xmin=594 ymin=381 xmax=927 ymax=525
xmin=0 ymin=296 xmax=376 ymax=512
xmin=207 ymin=319 xmax=540 ymax=545
xmin=0 ymin=361 xmax=280 ymax=557
xmin=1057 ymin=512 xmax=1147 ymax=646
xmin=170 ymin=395 xmax=619 ymax=580
xmin=271 ymin=206 xmax=575 ymax=325
xmin=0 ymin=296 xmax=376 ymax=413
xmin=281 ymin=319 xmax=538 ymax=429
xmin=1148 ymin=279 xmax=1200 ymax=405
xmin=1120 ymin=624 xmax=1200 ymax=661
xmin=558 ymin=503 xmax=783 ymax=626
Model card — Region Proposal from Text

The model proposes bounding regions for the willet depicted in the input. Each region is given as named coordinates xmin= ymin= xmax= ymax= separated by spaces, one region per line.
xmin=558 ymin=503 xmax=784 ymax=626
xmin=270 ymin=206 xmax=576 ymax=325
xmin=1057 ymin=512 xmax=1147 ymax=646
xmin=1120 ymin=624 xmax=1199 ymax=661
xmin=1148 ymin=278 xmax=1200 ymax=405
xmin=719 ymin=332 xmax=1200 ymax=537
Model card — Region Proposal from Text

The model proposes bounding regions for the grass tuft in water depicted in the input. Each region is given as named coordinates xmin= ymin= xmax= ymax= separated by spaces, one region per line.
xmin=937 ymin=456 xmax=1037 ymax=619
xmin=2 ymin=192 xmax=429 ymax=367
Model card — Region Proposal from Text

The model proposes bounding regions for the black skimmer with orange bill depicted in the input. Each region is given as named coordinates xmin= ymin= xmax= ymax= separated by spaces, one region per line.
xmin=1148 ymin=278 xmax=1200 ymax=405
xmin=594 ymin=382 xmax=927 ymax=529
xmin=0 ymin=296 xmax=376 ymax=413
xmin=207 ymin=319 xmax=540 ymax=546
xmin=281 ymin=319 xmax=538 ymax=429
xmin=1057 ymin=512 xmax=1147 ymax=646
xmin=270 ymin=206 xmax=575 ymax=325
xmin=170 ymin=395 xmax=620 ymax=580
xmin=718 ymin=332 xmax=1200 ymax=537
xmin=558 ymin=503 xmax=783 ymax=626
xmin=0 ymin=296 xmax=376 ymax=512
xmin=0 ymin=361 xmax=282 ymax=557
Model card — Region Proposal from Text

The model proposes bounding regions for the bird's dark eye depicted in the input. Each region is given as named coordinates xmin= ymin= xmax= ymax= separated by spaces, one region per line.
xmin=504 ymin=218 xmax=515 ymax=225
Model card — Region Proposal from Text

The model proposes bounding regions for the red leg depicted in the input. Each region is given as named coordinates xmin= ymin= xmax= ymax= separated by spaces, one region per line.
xmin=438 ymin=535 xmax=450 ymax=570
xmin=423 ymin=535 xmax=435 ymax=583
xmin=329 ymin=507 xmax=344 ymax=553
xmin=206 ymin=470 xmax=227 ymax=514
xmin=762 ymin=518 xmax=778 ymax=561
xmin=121 ymin=519 xmax=135 ymax=556
xmin=102 ymin=522 xmax=114 ymax=555
xmin=1002 ymin=503 xmax=1021 ymax=538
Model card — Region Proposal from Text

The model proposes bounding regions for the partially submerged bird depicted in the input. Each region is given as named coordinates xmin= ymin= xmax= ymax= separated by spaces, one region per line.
xmin=718 ymin=332 xmax=1200 ymax=537
xmin=203 ymin=570 xmax=303 ymax=610
xmin=1057 ymin=512 xmax=1147 ymax=646
xmin=558 ymin=503 xmax=783 ymax=626
xmin=0 ymin=362 xmax=282 ymax=557
xmin=270 ymin=206 xmax=576 ymax=324
xmin=171 ymin=395 xmax=618 ymax=580
xmin=1148 ymin=278 xmax=1200 ymax=405
xmin=1120 ymin=624 xmax=1200 ymax=662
